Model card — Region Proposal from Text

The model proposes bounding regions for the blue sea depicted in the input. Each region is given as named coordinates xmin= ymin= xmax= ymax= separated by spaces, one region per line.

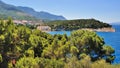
xmin=49 ymin=25 xmax=120 ymax=63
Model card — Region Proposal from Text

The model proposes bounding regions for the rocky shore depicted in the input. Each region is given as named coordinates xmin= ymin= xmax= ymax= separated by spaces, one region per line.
xmin=81 ymin=27 xmax=115 ymax=32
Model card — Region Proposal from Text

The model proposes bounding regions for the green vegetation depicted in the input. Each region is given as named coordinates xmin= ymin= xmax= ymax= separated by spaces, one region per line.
xmin=0 ymin=54 xmax=2 ymax=63
xmin=0 ymin=18 xmax=119 ymax=68
xmin=47 ymin=19 xmax=112 ymax=31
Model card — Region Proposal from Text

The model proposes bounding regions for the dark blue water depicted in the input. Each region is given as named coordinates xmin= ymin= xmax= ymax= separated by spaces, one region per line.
xmin=49 ymin=25 xmax=120 ymax=63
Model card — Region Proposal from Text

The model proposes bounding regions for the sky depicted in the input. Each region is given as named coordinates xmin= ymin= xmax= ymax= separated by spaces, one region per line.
xmin=1 ymin=0 xmax=120 ymax=23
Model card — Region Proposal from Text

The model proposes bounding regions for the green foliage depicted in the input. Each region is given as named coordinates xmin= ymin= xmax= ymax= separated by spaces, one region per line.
xmin=0 ymin=18 xmax=118 ymax=68
xmin=65 ymin=56 xmax=83 ymax=68
xmin=10 ymin=56 xmax=120 ymax=68
xmin=70 ymin=30 xmax=115 ymax=63
xmin=38 ymin=58 xmax=64 ymax=68
xmin=0 ymin=54 xmax=2 ymax=63
xmin=47 ymin=19 xmax=112 ymax=31
xmin=16 ymin=57 xmax=39 ymax=68
xmin=103 ymin=45 xmax=115 ymax=55
xmin=25 ymin=50 xmax=34 ymax=57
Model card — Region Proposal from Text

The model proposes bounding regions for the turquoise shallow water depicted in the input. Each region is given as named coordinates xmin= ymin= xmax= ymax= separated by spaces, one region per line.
xmin=49 ymin=25 xmax=120 ymax=63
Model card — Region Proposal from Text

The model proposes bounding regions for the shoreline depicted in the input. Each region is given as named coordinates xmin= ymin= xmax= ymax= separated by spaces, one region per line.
xmin=80 ymin=27 xmax=115 ymax=32
xmin=47 ymin=27 xmax=115 ymax=32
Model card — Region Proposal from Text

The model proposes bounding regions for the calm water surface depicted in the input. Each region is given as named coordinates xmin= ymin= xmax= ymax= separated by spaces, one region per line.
xmin=49 ymin=25 xmax=120 ymax=63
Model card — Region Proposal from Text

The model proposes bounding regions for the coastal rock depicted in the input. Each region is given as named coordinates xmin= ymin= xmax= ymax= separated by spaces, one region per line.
xmin=37 ymin=26 xmax=51 ymax=32
xmin=81 ymin=27 xmax=115 ymax=32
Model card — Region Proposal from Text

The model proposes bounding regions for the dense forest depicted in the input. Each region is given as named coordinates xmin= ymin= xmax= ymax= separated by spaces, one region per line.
xmin=47 ymin=19 xmax=112 ymax=31
xmin=0 ymin=18 xmax=119 ymax=68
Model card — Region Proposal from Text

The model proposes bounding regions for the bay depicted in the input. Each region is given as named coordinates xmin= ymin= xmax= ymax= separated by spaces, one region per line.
xmin=49 ymin=25 xmax=120 ymax=63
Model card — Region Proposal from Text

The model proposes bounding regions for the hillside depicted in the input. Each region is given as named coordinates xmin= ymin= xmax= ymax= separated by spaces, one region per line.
xmin=47 ymin=19 xmax=112 ymax=31
xmin=0 ymin=0 xmax=66 ymax=20
xmin=18 ymin=6 xmax=66 ymax=20
xmin=0 ymin=0 xmax=37 ymax=20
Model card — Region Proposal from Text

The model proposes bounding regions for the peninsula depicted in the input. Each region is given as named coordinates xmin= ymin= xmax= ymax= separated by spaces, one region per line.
xmin=47 ymin=19 xmax=115 ymax=32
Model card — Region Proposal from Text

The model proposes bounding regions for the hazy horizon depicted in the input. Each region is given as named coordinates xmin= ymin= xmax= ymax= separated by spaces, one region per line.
xmin=1 ymin=0 xmax=120 ymax=23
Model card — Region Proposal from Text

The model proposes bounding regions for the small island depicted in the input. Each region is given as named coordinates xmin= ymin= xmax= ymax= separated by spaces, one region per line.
xmin=46 ymin=19 xmax=115 ymax=32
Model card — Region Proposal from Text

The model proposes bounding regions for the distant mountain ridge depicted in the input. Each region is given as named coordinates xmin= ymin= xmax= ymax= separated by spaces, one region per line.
xmin=18 ymin=6 xmax=66 ymax=20
xmin=0 ymin=0 xmax=36 ymax=20
xmin=0 ymin=0 xmax=66 ymax=20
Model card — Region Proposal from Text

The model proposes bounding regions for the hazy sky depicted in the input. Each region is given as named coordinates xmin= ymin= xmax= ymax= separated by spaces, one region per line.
xmin=2 ymin=0 xmax=120 ymax=23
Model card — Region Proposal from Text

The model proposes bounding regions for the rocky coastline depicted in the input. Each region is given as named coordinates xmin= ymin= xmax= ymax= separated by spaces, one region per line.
xmin=80 ymin=27 xmax=115 ymax=32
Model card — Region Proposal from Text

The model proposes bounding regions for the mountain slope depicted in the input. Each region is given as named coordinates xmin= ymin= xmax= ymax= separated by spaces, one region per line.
xmin=0 ymin=0 xmax=36 ymax=20
xmin=0 ymin=0 xmax=66 ymax=20
xmin=18 ymin=6 xmax=66 ymax=20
